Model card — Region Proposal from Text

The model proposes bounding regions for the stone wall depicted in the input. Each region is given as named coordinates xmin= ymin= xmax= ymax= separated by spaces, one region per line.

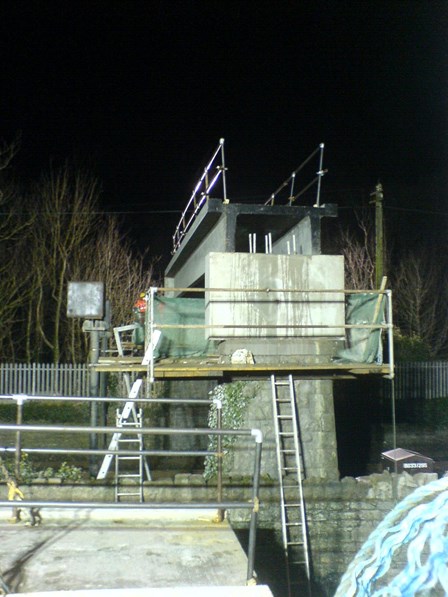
xmin=3 ymin=471 xmax=437 ymax=596
xmin=302 ymin=472 xmax=438 ymax=593
xmin=229 ymin=378 xmax=339 ymax=481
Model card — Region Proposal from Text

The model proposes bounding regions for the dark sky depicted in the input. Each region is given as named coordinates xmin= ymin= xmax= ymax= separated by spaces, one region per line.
xmin=1 ymin=0 xmax=447 ymax=260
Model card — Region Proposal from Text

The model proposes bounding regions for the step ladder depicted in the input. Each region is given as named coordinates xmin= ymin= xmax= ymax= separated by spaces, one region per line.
xmin=96 ymin=378 xmax=150 ymax=498
xmin=114 ymin=397 xmax=145 ymax=502
xmin=271 ymin=374 xmax=311 ymax=597
xmin=96 ymin=328 xmax=161 ymax=499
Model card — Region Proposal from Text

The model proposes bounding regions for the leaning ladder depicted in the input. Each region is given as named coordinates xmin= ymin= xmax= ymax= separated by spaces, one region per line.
xmin=271 ymin=374 xmax=311 ymax=596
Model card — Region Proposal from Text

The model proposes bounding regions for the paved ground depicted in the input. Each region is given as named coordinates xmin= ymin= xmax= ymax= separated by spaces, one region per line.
xmin=9 ymin=589 xmax=273 ymax=597
xmin=0 ymin=508 xmax=273 ymax=596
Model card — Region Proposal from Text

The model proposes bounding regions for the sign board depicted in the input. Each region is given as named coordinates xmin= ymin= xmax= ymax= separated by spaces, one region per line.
xmin=67 ymin=281 xmax=104 ymax=319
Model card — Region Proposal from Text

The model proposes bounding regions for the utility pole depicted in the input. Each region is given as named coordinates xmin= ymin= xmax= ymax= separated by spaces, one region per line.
xmin=370 ymin=182 xmax=384 ymax=289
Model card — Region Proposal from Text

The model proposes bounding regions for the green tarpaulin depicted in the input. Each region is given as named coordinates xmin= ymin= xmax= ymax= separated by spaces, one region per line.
xmin=152 ymin=296 xmax=212 ymax=358
xmin=337 ymin=293 xmax=385 ymax=364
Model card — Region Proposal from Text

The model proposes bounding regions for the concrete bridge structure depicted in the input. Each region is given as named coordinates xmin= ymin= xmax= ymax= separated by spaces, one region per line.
xmin=153 ymin=194 xmax=392 ymax=481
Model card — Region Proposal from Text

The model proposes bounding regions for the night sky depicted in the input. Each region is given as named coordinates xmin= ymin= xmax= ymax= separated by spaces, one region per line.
xmin=1 ymin=0 xmax=447 ymax=262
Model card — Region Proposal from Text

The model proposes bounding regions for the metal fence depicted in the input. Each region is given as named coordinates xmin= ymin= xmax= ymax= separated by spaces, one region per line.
xmin=0 ymin=363 xmax=89 ymax=397
xmin=382 ymin=362 xmax=448 ymax=400
xmin=2 ymin=361 xmax=447 ymax=402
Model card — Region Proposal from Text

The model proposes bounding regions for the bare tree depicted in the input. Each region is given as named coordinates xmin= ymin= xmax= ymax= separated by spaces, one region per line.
xmin=0 ymin=138 xmax=35 ymax=360
xmin=0 ymin=134 xmax=20 ymax=174
xmin=0 ymin=155 xmax=159 ymax=363
xmin=335 ymin=210 xmax=376 ymax=290
xmin=393 ymin=248 xmax=448 ymax=358
xmin=25 ymin=164 xmax=101 ymax=362
xmin=68 ymin=216 xmax=158 ymax=361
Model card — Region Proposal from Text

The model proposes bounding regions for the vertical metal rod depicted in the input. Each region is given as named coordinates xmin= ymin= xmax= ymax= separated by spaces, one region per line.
xmin=14 ymin=396 xmax=24 ymax=480
xmin=386 ymin=290 xmax=395 ymax=379
xmin=220 ymin=138 xmax=227 ymax=201
xmin=216 ymin=399 xmax=224 ymax=522
xmin=99 ymin=301 xmax=111 ymax=448
xmin=315 ymin=143 xmax=325 ymax=207
xmin=391 ymin=376 xmax=398 ymax=501
xmin=247 ymin=434 xmax=262 ymax=583
xmin=149 ymin=288 xmax=157 ymax=384
xmin=89 ymin=324 xmax=100 ymax=476
xmin=289 ymin=172 xmax=296 ymax=205
xmin=249 ymin=233 xmax=257 ymax=254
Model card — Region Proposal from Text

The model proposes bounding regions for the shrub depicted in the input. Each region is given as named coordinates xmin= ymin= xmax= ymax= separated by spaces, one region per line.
xmin=204 ymin=381 xmax=257 ymax=480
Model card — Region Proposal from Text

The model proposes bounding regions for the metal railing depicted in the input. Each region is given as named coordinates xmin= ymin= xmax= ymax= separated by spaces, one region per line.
xmin=146 ymin=285 xmax=394 ymax=382
xmin=265 ymin=143 xmax=326 ymax=207
xmin=0 ymin=392 xmax=262 ymax=583
xmin=0 ymin=362 xmax=88 ymax=396
xmin=172 ymin=138 xmax=228 ymax=254
xmin=382 ymin=361 xmax=448 ymax=400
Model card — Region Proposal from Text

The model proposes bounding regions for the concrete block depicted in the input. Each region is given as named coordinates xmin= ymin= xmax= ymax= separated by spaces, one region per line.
xmin=205 ymin=253 xmax=345 ymax=338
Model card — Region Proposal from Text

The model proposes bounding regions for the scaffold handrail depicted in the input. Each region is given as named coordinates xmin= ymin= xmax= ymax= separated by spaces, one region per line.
xmin=172 ymin=138 xmax=228 ymax=254
xmin=146 ymin=285 xmax=394 ymax=383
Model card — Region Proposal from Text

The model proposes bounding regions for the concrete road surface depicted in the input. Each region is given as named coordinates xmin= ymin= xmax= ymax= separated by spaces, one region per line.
xmin=0 ymin=508 xmax=273 ymax=596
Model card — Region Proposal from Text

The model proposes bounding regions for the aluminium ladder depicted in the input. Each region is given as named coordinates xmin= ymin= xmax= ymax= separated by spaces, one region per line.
xmin=114 ymin=391 xmax=145 ymax=502
xmin=96 ymin=378 xmax=149 ymax=502
xmin=96 ymin=328 xmax=161 ymax=499
xmin=271 ymin=374 xmax=311 ymax=597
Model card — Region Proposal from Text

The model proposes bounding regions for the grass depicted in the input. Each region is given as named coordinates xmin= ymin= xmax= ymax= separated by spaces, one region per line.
xmin=0 ymin=400 xmax=94 ymax=477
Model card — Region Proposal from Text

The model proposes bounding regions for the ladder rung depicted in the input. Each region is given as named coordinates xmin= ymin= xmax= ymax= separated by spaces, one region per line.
xmin=287 ymin=541 xmax=305 ymax=547
xmin=274 ymin=381 xmax=290 ymax=386
xmin=118 ymin=473 xmax=141 ymax=478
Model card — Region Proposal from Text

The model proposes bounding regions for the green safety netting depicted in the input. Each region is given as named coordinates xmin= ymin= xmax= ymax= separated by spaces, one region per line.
xmin=151 ymin=296 xmax=213 ymax=359
xmin=336 ymin=293 xmax=386 ymax=364
xmin=146 ymin=293 xmax=386 ymax=364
